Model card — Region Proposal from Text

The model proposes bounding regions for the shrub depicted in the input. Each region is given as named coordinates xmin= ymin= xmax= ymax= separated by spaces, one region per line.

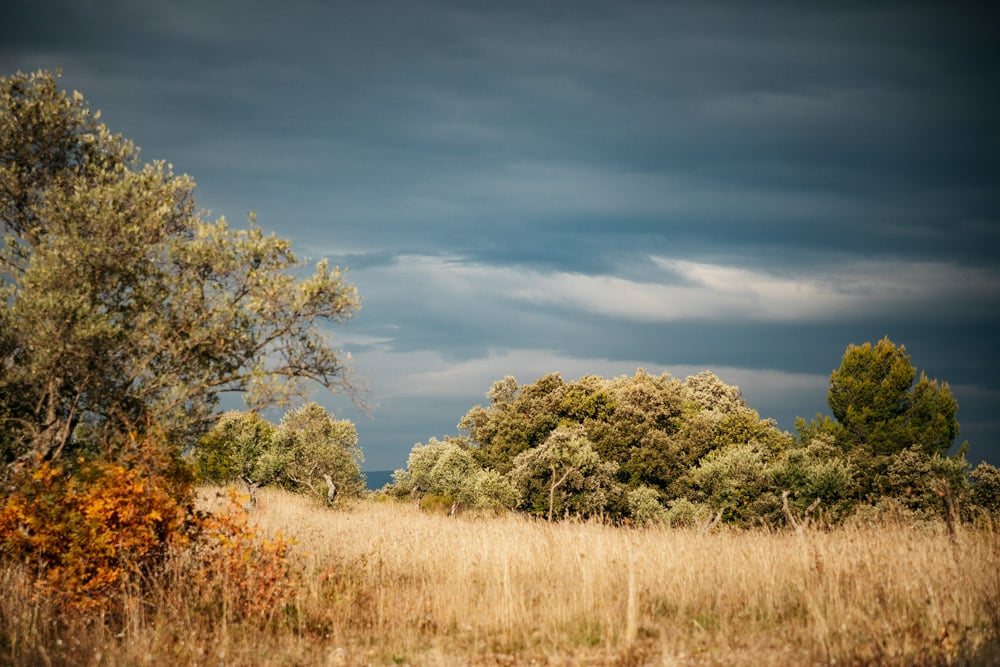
xmin=0 ymin=432 xmax=300 ymax=622
xmin=0 ymin=436 xmax=193 ymax=613
xmin=464 ymin=468 xmax=521 ymax=512
xmin=664 ymin=498 xmax=712 ymax=528
xmin=184 ymin=489 xmax=300 ymax=622
xmin=971 ymin=463 xmax=1000 ymax=515
xmin=626 ymin=485 xmax=667 ymax=525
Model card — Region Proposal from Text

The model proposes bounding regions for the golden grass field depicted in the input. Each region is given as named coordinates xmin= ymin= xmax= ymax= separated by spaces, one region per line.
xmin=3 ymin=487 xmax=1000 ymax=666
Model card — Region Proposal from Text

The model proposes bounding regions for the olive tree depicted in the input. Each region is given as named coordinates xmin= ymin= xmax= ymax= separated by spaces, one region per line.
xmin=0 ymin=71 xmax=359 ymax=470
xmin=194 ymin=410 xmax=276 ymax=485
xmin=196 ymin=403 xmax=363 ymax=503
xmin=396 ymin=436 xmax=477 ymax=499
xmin=510 ymin=425 xmax=619 ymax=521
xmin=269 ymin=403 xmax=364 ymax=499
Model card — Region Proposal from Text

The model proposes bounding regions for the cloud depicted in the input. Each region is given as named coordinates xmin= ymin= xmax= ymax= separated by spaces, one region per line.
xmin=351 ymin=254 xmax=1000 ymax=331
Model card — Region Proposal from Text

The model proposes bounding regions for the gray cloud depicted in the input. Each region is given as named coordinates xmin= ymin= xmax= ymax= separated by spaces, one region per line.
xmin=3 ymin=0 xmax=998 ymax=469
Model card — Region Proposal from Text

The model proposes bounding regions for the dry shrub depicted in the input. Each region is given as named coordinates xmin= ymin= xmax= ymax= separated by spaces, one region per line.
xmin=183 ymin=488 xmax=300 ymax=623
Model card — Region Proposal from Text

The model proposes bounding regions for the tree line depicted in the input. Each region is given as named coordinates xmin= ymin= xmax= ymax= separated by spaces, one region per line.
xmin=385 ymin=340 xmax=999 ymax=525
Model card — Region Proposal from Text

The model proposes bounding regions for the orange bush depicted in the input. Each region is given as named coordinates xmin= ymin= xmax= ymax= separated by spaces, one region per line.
xmin=186 ymin=489 xmax=300 ymax=622
xmin=1 ymin=430 xmax=301 ymax=624
xmin=0 ymin=442 xmax=193 ymax=613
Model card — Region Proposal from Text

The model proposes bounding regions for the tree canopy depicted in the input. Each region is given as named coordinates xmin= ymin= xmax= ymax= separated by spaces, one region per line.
xmin=390 ymin=341 xmax=991 ymax=524
xmin=828 ymin=337 xmax=959 ymax=457
xmin=394 ymin=369 xmax=795 ymax=521
xmin=196 ymin=403 xmax=364 ymax=502
xmin=0 ymin=70 xmax=360 ymax=468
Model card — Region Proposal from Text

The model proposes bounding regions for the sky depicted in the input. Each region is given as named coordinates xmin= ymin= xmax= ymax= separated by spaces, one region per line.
xmin=3 ymin=1 xmax=999 ymax=471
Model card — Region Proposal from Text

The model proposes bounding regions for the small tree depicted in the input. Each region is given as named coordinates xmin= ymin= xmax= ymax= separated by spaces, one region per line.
xmin=679 ymin=443 xmax=771 ymax=525
xmin=271 ymin=402 xmax=364 ymax=499
xmin=194 ymin=404 xmax=363 ymax=502
xmin=626 ymin=485 xmax=667 ymax=525
xmin=194 ymin=411 xmax=276 ymax=485
xmin=510 ymin=425 xmax=619 ymax=521
xmin=402 ymin=436 xmax=477 ymax=500
xmin=463 ymin=468 xmax=521 ymax=513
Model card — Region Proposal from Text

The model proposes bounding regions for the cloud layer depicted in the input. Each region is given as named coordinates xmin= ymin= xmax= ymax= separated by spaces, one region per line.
xmin=4 ymin=0 xmax=999 ymax=468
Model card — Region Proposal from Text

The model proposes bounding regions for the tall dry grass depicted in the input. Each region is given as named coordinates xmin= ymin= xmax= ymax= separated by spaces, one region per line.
xmin=2 ymin=487 xmax=999 ymax=666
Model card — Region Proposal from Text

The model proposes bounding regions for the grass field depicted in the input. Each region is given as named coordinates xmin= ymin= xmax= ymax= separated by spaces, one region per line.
xmin=3 ymin=487 xmax=999 ymax=666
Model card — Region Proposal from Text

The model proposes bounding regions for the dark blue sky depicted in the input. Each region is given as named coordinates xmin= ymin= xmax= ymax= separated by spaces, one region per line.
xmin=4 ymin=1 xmax=998 ymax=470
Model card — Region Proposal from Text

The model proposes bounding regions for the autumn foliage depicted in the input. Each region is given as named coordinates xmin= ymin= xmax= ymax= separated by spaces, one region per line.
xmin=0 ymin=433 xmax=299 ymax=621
xmin=0 ymin=438 xmax=191 ymax=612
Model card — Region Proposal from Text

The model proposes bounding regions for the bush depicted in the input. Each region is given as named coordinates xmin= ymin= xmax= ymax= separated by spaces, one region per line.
xmin=464 ymin=468 xmax=521 ymax=512
xmin=0 ymin=432 xmax=300 ymax=622
xmin=0 ymin=435 xmax=193 ymax=613
xmin=664 ymin=498 xmax=712 ymax=528
xmin=971 ymin=463 xmax=1000 ymax=515
xmin=626 ymin=485 xmax=667 ymax=525
xmin=184 ymin=489 xmax=300 ymax=622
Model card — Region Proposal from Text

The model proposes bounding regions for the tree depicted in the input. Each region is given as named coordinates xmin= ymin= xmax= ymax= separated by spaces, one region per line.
xmin=510 ymin=425 xmax=619 ymax=521
xmin=684 ymin=370 xmax=747 ymax=415
xmin=827 ymin=337 xmax=958 ymax=456
xmin=399 ymin=436 xmax=478 ymax=499
xmin=194 ymin=410 xmax=276 ymax=485
xmin=269 ymin=403 xmax=364 ymax=499
xmin=460 ymin=373 xmax=567 ymax=473
xmin=679 ymin=443 xmax=772 ymax=525
xmin=0 ymin=71 xmax=360 ymax=469
xmin=195 ymin=404 xmax=363 ymax=502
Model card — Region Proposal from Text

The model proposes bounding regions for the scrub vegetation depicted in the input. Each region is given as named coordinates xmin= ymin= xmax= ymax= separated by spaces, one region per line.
xmin=3 ymin=489 xmax=999 ymax=666
xmin=3 ymin=70 xmax=1000 ymax=665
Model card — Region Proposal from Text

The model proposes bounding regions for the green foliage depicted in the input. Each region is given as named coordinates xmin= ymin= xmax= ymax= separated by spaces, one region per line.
xmin=461 ymin=373 xmax=567 ymax=473
xmin=908 ymin=373 xmax=960 ymax=454
xmin=970 ymin=463 xmax=1000 ymax=515
xmin=884 ymin=446 xmax=969 ymax=516
xmin=397 ymin=438 xmax=520 ymax=512
xmin=389 ymin=342 xmax=977 ymax=528
xmin=395 ymin=368 xmax=790 ymax=521
xmin=663 ymin=498 xmax=712 ymax=528
xmin=510 ymin=425 xmax=619 ymax=521
xmin=0 ymin=70 xmax=359 ymax=467
xmin=680 ymin=443 xmax=771 ymax=525
xmin=768 ymin=437 xmax=856 ymax=520
xmin=827 ymin=337 xmax=959 ymax=457
xmin=403 ymin=436 xmax=477 ymax=499
xmin=626 ymin=485 xmax=667 ymax=525
xmin=683 ymin=369 xmax=746 ymax=415
xmin=196 ymin=405 xmax=363 ymax=499
xmin=712 ymin=408 xmax=793 ymax=458
xmin=463 ymin=468 xmax=521 ymax=512
xmin=195 ymin=411 xmax=276 ymax=484
xmin=795 ymin=413 xmax=844 ymax=448
xmin=271 ymin=403 xmax=365 ymax=498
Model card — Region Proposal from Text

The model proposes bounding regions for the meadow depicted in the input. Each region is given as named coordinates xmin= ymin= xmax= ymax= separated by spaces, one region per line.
xmin=3 ymin=487 xmax=999 ymax=666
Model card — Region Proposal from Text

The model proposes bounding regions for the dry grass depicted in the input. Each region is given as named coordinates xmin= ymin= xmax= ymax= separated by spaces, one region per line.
xmin=2 ymin=487 xmax=999 ymax=666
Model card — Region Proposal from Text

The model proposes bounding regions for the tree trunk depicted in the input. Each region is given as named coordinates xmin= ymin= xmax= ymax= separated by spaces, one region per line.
xmin=241 ymin=475 xmax=260 ymax=507
xmin=323 ymin=473 xmax=338 ymax=506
